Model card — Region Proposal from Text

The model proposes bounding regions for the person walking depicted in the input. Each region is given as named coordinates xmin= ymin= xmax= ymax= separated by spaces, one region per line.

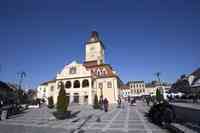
xmin=128 ymin=96 xmax=130 ymax=103
xmin=117 ymin=96 xmax=122 ymax=108
xmin=121 ymin=98 xmax=126 ymax=109
xmin=146 ymin=96 xmax=150 ymax=106
xmin=103 ymin=98 xmax=109 ymax=112
xmin=99 ymin=96 xmax=104 ymax=110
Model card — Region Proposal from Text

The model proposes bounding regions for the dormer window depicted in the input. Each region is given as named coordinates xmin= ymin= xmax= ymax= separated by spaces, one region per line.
xmin=102 ymin=68 xmax=107 ymax=76
xmin=69 ymin=67 xmax=76 ymax=74
xmin=96 ymin=68 xmax=101 ymax=76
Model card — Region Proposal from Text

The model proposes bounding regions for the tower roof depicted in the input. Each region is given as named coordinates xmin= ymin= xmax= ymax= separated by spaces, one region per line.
xmin=86 ymin=31 xmax=105 ymax=49
xmin=87 ymin=31 xmax=100 ymax=43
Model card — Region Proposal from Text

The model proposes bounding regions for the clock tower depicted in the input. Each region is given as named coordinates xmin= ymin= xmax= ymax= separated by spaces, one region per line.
xmin=85 ymin=31 xmax=105 ymax=64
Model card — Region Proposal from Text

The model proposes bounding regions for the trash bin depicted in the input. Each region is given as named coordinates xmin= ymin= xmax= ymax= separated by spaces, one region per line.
xmin=1 ymin=110 xmax=7 ymax=120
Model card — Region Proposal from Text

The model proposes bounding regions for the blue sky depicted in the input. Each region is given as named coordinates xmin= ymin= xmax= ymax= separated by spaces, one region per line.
xmin=0 ymin=0 xmax=200 ymax=89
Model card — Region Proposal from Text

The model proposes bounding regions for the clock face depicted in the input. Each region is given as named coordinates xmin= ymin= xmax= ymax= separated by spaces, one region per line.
xmin=90 ymin=47 xmax=95 ymax=51
xmin=91 ymin=37 xmax=95 ymax=42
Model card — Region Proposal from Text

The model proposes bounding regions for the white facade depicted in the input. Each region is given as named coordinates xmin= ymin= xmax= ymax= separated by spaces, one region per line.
xmin=85 ymin=42 xmax=105 ymax=64
xmin=128 ymin=81 xmax=146 ymax=97
xmin=37 ymin=31 xmax=121 ymax=105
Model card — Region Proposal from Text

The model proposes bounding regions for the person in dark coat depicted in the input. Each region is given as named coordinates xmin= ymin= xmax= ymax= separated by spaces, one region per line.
xmin=103 ymin=98 xmax=109 ymax=112
xmin=128 ymin=96 xmax=130 ymax=103
xmin=117 ymin=96 xmax=121 ymax=108
xmin=146 ymin=96 xmax=150 ymax=106
xmin=99 ymin=96 xmax=104 ymax=110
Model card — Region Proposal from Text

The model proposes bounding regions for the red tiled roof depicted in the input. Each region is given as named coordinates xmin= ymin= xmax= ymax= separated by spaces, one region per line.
xmin=83 ymin=61 xmax=98 ymax=67
xmin=86 ymin=64 xmax=116 ymax=78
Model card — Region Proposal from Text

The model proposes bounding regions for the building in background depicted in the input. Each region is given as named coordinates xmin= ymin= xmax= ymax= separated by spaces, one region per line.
xmin=190 ymin=68 xmax=200 ymax=93
xmin=119 ymin=80 xmax=171 ymax=99
xmin=120 ymin=85 xmax=130 ymax=98
xmin=37 ymin=31 xmax=122 ymax=105
xmin=171 ymin=68 xmax=200 ymax=94
xmin=145 ymin=80 xmax=171 ymax=97
xmin=128 ymin=81 xmax=146 ymax=97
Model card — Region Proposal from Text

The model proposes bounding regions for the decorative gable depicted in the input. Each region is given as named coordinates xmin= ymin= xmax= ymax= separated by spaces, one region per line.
xmin=56 ymin=61 xmax=91 ymax=79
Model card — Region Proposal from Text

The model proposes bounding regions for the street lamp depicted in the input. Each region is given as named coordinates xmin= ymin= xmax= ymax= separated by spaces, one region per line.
xmin=155 ymin=72 xmax=161 ymax=84
xmin=17 ymin=71 xmax=26 ymax=90
xmin=99 ymin=83 xmax=103 ymax=98
xmin=99 ymin=83 xmax=104 ymax=110
xmin=154 ymin=72 xmax=165 ymax=100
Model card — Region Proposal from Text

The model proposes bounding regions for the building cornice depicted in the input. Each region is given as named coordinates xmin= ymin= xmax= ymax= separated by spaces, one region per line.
xmin=56 ymin=76 xmax=92 ymax=81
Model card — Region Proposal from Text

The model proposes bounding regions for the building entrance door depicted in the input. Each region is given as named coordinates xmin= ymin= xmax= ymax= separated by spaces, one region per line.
xmin=66 ymin=93 xmax=70 ymax=104
xmin=73 ymin=93 xmax=79 ymax=103
xmin=84 ymin=95 xmax=88 ymax=104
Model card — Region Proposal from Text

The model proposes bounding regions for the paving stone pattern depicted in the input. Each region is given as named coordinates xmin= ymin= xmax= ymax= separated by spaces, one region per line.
xmin=0 ymin=102 xmax=169 ymax=133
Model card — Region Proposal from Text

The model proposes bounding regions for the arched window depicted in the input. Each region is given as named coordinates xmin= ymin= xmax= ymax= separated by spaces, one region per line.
xmin=73 ymin=80 xmax=80 ymax=88
xmin=96 ymin=69 xmax=101 ymax=76
xmin=82 ymin=79 xmax=89 ymax=88
xmin=65 ymin=81 xmax=71 ymax=89
xmin=58 ymin=81 xmax=64 ymax=90
xmin=102 ymin=68 xmax=107 ymax=76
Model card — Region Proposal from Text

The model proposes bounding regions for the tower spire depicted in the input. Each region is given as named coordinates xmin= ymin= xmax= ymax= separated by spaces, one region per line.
xmin=87 ymin=31 xmax=100 ymax=43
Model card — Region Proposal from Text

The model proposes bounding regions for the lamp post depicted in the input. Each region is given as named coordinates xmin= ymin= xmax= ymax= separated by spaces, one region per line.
xmin=99 ymin=83 xmax=103 ymax=110
xmin=100 ymin=87 xmax=103 ymax=98
xmin=17 ymin=71 xmax=26 ymax=90
xmin=99 ymin=83 xmax=103 ymax=98
xmin=154 ymin=72 xmax=165 ymax=101
xmin=155 ymin=72 xmax=161 ymax=85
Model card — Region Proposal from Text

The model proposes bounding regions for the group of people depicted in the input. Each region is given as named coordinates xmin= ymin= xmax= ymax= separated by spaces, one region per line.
xmin=99 ymin=97 xmax=109 ymax=112
xmin=117 ymin=96 xmax=136 ymax=108
xmin=98 ymin=96 xmax=138 ymax=112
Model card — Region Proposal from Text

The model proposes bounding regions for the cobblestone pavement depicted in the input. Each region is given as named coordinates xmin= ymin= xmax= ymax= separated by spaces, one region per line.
xmin=0 ymin=101 xmax=169 ymax=133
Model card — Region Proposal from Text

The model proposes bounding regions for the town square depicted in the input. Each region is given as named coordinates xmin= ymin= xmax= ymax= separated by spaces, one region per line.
xmin=0 ymin=0 xmax=200 ymax=133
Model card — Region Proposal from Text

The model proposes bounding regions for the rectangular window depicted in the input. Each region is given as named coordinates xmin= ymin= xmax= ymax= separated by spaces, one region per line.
xmin=131 ymin=90 xmax=133 ymax=94
xmin=99 ymin=83 xmax=103 ymax=88
xmin=107 ymin=82 xmax=112 ymax=88
xmin=50 ymin=86 xmax=54 ymax=92
xmin=69 ymin=67 xmax=76 ymax=74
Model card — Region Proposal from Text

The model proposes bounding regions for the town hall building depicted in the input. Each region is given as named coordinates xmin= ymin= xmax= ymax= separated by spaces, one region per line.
xmin=37 ymin=31 xmax=123 ymax=105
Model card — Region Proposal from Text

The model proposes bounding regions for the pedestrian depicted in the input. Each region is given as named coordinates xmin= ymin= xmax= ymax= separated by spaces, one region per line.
xmin=99 ymin=96 xmax=104 ymax=110
xmin=103 ymin=98 xmax=109 ymax=112
xmin=121 ymin=98 xmax=125 ymax=109
xmin=130 ymin=97 xmax=136 ymax=106
xmin=117 ymin=96 xmax=121 ymax=108
xmin=146 ymin=96 xmax=150 ymax=106
xmin=128 ymin=96 xmax=130 ymax=103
